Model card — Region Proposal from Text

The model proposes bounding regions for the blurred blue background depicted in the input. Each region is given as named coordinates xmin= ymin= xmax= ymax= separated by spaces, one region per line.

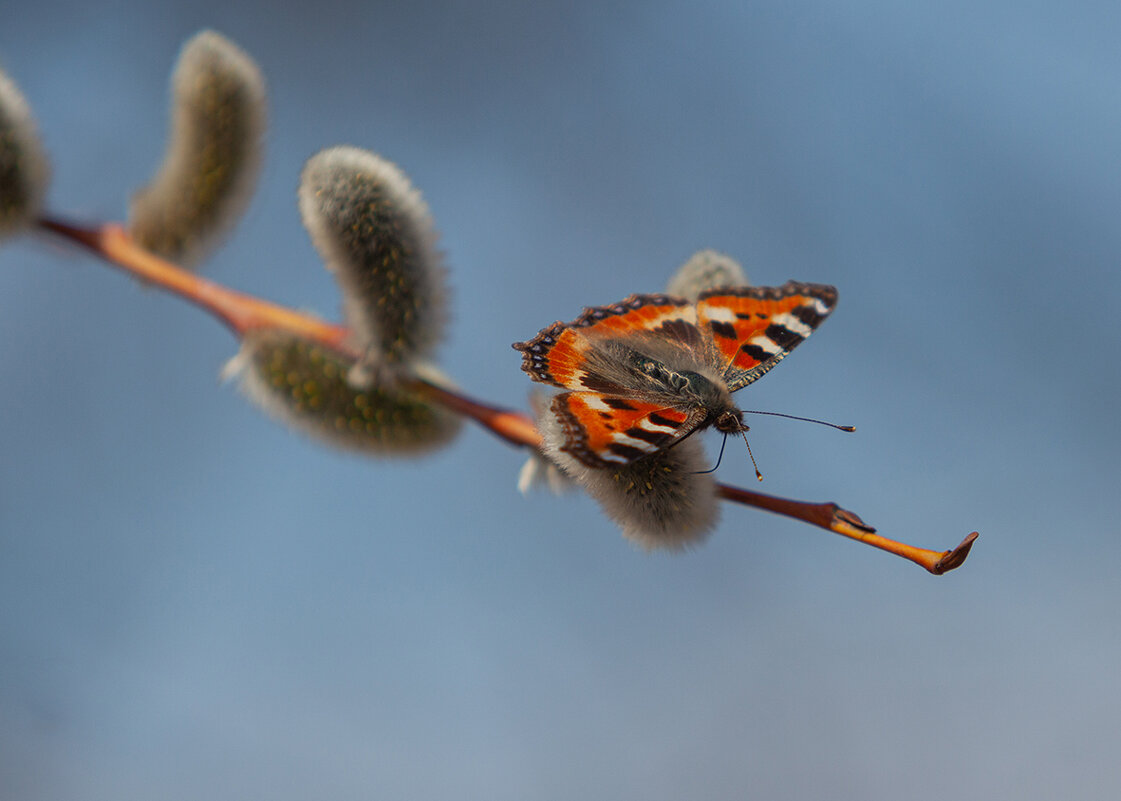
xmin=3 ymin=2 xmax=1120 ymax=798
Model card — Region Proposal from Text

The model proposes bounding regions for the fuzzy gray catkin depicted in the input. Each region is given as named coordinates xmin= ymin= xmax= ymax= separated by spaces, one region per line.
xmin=537 ymin=405 xmax=718 ymax=550
xmin=230 ymin=331 xmax=461 ymax=455
xmin=129 ymin=30 xmax=266 ymax=267
xmin=665 ymin=249 xmax=747 ymax=299
xmin=298 ymin=147 xmax=447 ymax=368
xmin=0 ymin=68 xmax=50 ymax=239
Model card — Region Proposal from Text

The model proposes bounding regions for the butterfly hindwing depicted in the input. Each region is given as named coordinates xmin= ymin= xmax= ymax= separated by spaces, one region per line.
xmin=696 ymin=282 xmax=837 ymax=391
xmin=551 ymin=392 xmax=705 ymax=468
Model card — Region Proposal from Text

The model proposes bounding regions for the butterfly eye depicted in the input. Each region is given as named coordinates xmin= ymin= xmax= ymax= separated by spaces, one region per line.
xmin=714 ymin=410 xmax=745 ymax=433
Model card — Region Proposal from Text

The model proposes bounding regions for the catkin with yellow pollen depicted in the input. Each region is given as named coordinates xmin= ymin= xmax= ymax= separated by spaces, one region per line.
xmin=298 ymin=147 xmax=447 ymax=370
xmin=536 ymin=406 xmax=718 ymax=550
xmin=228 ymin=330 xmax=461 ymax=455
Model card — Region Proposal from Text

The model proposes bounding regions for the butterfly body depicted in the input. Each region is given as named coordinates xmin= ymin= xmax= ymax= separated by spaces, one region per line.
xmin=514 ymin=282 xmax=837 ymax=469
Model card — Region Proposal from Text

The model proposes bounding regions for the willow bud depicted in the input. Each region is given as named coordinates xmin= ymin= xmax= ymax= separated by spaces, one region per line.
xmin=537 ymin=407 xmax=718 ymax=550
xmin=0 ymin=68 xmax=50 ymax=240
xmin=665 ymin=249 xmax=747 ymax=300
xmin=229 ymin=330 xmax=461 ymax=455
xmin=129 ymin=30 xmax=266 ymax=267
xmin=298 ymin=146 xmax=447 ymax=369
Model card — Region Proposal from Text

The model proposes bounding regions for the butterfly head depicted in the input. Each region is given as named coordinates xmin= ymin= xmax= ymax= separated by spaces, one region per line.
xmin=713 ymin=407 xmax=747 ymax=435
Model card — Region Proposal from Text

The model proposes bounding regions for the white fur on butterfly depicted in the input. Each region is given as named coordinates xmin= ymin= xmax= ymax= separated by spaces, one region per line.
xmin=536 ymin=404 xmax=718 ymax=550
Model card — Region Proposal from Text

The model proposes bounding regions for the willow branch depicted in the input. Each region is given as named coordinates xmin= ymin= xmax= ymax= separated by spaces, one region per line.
xmin=38 ymin=218 xmax=350 ymax=348
xmin=715 ymin=484 xmax=977 ymax=574
xmin=36 ymin=215 xmax=977 ymax=574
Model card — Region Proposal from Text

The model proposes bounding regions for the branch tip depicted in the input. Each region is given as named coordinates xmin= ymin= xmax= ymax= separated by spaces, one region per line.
xmin=930 ymin=531 xmax=979 ymax=575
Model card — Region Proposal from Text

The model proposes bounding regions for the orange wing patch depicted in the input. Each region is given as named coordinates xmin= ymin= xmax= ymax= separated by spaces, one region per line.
xmin=514 ymin=293 xmax=694 ymax=390
xmin=551 ymin=393 xmax=698 ymax=467
xmin=697 ymin=282 xmax=837 ymax=389
xmin=523 ymin=326 xmax=589 ymax=387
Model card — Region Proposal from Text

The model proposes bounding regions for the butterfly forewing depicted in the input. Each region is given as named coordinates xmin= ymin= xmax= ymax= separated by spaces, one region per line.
xmin=696 ymin=282 xmax=837 ymax=391
xmin=551 ymin=392 xmax=706 ymax=468
xmin=514 ymin=293 xmax=696 ymax=392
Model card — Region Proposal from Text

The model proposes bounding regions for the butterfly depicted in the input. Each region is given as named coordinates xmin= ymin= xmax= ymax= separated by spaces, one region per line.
xmin=513 ymin=282 xmax=838 ymax=469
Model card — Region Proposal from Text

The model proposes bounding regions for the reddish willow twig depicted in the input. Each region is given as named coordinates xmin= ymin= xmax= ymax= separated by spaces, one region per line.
xmin=37 ymin=216 xmax=978 ymax=574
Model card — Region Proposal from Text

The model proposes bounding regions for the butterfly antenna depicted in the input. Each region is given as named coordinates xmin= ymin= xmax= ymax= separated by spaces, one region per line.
xmin=695 ymin=433 xmax=729 ymax=475
xmin=740 ymin=428 xmax=763 ymax=482
xmin=741 ymin=410 xmax=855 ymax=432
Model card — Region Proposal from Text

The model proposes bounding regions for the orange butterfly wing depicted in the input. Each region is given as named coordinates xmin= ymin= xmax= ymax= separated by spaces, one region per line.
xmin=550 ymin=392 xmax=703 ymax=468
xmin=514 ymin=294 xmax=696 ymax=392
xmin=696 ymin=282 xmax=837 ymax=391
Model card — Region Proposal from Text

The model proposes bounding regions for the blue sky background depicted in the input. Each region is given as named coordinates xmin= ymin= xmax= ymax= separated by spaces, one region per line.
xmin=3 ymin=2 xmax=1120 ymax=799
